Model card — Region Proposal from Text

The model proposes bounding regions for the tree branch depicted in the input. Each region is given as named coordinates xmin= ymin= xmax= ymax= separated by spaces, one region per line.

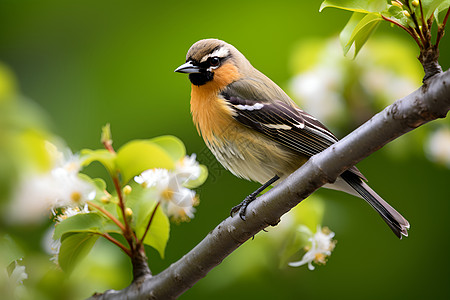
xmin=89 ymin=70 xmax=450 ymax=300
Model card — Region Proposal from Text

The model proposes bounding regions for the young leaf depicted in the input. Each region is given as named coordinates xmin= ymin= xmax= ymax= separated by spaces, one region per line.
xmin=383 ymin=5 xmax=413 ymax=28
xmin=340 ymin=12 xmax=366 ymax=54
xmin=127 ymin=186 xmax=170 ymax=258
xmin=422 ymin=0 xmax=450 ymax=20
xmin=116 ymin=140 xmax=175 ymax=184
xmin=149 ymin=135 xmax=186 ymax=162
xmin=183 ymin=164 xmax=208 ymax=189
xmin=138 ymin=204 xmax=170 ymax=259
xmin=125 ymin=186 xmax=169 ymax=258
xmin=58 ymin=232 xmax=99 ymax=273
xmin=320 ymin=0 xmax=387 ymax=13
xmin=342 ymin=12 xmax=382 ymax=57
xmin=54 ymin=213 xmax=107 ymax=240
xmin=80 ymin=149 xmax=116 ymax=174
xmin=0 ymin=235 xmax=24 ymax=268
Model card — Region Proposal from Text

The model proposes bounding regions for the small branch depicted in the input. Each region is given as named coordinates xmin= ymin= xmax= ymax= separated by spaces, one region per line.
xmin=443 ymin=6 xmax=450 ymax=28
xmin=138 ymin=201 xmax=161 ymax=246
xmin=112 ymin=175 xmax=135 ymax=245
xmin=130 ymin=245 xmax=152 ymax=280
xmin=87 ymin=201 xmax=125 ymax=232
xmin=419 ymin=0 xmax=428 ymax=33
xmin=88 ymin=69 xmax=450 ymax=300
xmin=436 ymin=7 xmax=450 ymax=47
xmin=97 ymin=232 xmax=131 ymax=257
xmin=381 ymin=14 xmax=423 ymax=47
xmin=419 ymin=46 xmax=443 ymax=81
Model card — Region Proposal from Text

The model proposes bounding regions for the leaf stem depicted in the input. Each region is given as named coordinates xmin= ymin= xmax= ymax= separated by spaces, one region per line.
xmin=98 ymin=232 xmax=132 ymax=257
xmin=419 ymin=0 xmax=428 ymax=33
xmin=411 ymin=12 xmax=427 ymax=46
xmin=87 ymin=201 xmax=125 ymax=232
xmin=139 ymin=201 xmax=161 ymax=246
xmin=112 ymin=175 xmax=136 ymax=246
xmin=381 ymin=14 xmax=423 ymax=47
xmin=436 ymin=7 xmax=450 ymax=47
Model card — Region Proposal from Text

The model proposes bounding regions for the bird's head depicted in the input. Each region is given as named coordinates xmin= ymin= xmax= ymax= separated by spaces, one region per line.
xmin=175 ymin=39 xmax=249 ymax=88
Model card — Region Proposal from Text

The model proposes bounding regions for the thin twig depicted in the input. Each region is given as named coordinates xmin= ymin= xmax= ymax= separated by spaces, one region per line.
xmin=87 ymin=201 xmax=125 ymax=232
xmin=419 ymin=0 xmax=428 ymax=33
xmin=139 ymin=201 xmax=161 ymax=245
xmin=381 ymin=14 xmax=423 ymax=47
xmin=102 ymin=139 xmax=115 ymax=154
xmin=436 ymin=7 xmax=450 ymax=47
xmin=112 ymin=175 xmax=136 ymax=247
xmin=97 ymin=232 xmax=131 ymax=257
xmin=411 ymin=12 xmax=427 ymax=46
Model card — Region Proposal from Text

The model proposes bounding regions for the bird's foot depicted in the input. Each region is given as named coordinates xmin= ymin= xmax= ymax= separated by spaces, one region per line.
xmin=230 ymin=194 xmax=257 ymax=221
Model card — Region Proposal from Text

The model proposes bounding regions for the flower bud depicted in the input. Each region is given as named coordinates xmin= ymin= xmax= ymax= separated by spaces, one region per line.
xmin=125 ymin=207 xmax=133 ymax=218
xmin=403 ymin=10 xmax=411 ymax=17
xmin=412 ymin=0 xmax=419 ymax=7
xmin=100 ymin=196 xmax=110 ymax=204
xmin=391 ymin=1 xmax=403 ymax=8
xmin=123 ymin=185 xmax=132 ymax=195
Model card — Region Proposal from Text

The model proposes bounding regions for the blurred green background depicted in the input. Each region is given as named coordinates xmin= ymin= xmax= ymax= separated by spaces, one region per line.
xmin=1 ymin=0 xmax=449 ymax=299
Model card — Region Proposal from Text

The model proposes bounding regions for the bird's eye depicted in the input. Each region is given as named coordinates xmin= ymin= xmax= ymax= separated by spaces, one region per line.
xmin=209 ymin=57 xmax=220 ymax=67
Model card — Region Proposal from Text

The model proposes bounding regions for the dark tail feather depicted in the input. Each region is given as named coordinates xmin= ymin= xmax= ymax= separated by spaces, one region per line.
xmin=340 ymin=171 xmax=410 ymax=239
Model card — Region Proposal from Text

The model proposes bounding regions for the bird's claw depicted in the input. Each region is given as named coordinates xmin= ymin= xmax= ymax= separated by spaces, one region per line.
xmin=230 ymin=194 xmax=256 ymax=221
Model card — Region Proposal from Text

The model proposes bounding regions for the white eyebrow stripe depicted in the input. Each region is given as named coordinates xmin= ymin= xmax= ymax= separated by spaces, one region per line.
xmin=200 ymin=47 xmax=230 ymax=63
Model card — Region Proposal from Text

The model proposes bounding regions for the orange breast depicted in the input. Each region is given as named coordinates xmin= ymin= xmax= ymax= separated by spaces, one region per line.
xmin=190 ymin=63 xmax=241 ymax=142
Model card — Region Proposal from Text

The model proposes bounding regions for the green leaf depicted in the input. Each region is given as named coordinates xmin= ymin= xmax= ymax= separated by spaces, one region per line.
xmin=116 ymin=140 xmax=175 ymax=184
xmin=80 ymin=149 xmax=116 ymax=174
xmin=320 ymin=0 xmax=386 ymax=13
xmin=183 ymin=164 xmax=208 ymax=189
xmin=138 ymin=203 xmax=170 ymax=258
xmin=0 ymin=235 xmax=24 ymax=267
xmin=101 ymin=123 xmax=112 ymax=145
xmin=149 ymin=135 xmax=186 ymax=162
xmin=54 ymin=213 xmax=106 ymax=240
xmin=127 ymin=186 xmax=170 ymax=258
xmin=422 ymin=0 xmax=450 ymax=20
xmin=382 ymin=5 xmax=416 ymax=28
xmin=341 ymin=12 xmax=382 ymax=57
xmin=340 ymin=12 xmax=365 ymax=53
xmin=58 ymin=232 xmax=99 ymax=273
xmin=91 ymin=177 xmax=107 ymax=191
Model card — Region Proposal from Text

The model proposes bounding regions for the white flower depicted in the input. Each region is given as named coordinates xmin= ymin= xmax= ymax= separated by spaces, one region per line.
xmin=7 ymin=143 xmax=96 ymax=224
xmin=42 ymin=227 xmax=61 ymax=264
xmin=9 ymin=261 xmax=27 ymax=285
xmin=289 ymin=226 xmax=336 ymax=270
xmin=174 ymin=154 xmax=201 ymax=183
xmin=43 ymin=205 xmax=89 ymax=265
xmin=135 ymin=168 xmax=197 ymax=221
xmin=1 ymin=260 xmax=28 ymax=299
xmin=166 ymin=200 xmax=196 ymax=222
xmin=425 ymin=127 xmax=450 ymax=168
xmin=54 ymin=204 xmax=90 ymax=223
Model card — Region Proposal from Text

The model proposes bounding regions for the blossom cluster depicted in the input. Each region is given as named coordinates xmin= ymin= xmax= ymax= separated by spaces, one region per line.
xmin=7 ymin=142 xmax=96 ymax=224
xmin=135 ymin=154 xmax=201 ymax=222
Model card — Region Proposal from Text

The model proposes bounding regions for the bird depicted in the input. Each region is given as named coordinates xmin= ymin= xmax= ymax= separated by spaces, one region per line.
xmin=175 ymin=38 xmax=410 ymax=239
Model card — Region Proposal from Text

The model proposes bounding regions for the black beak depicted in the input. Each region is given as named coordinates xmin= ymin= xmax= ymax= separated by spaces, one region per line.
xmin=174 ymin=61 xmax=201 ymax=73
